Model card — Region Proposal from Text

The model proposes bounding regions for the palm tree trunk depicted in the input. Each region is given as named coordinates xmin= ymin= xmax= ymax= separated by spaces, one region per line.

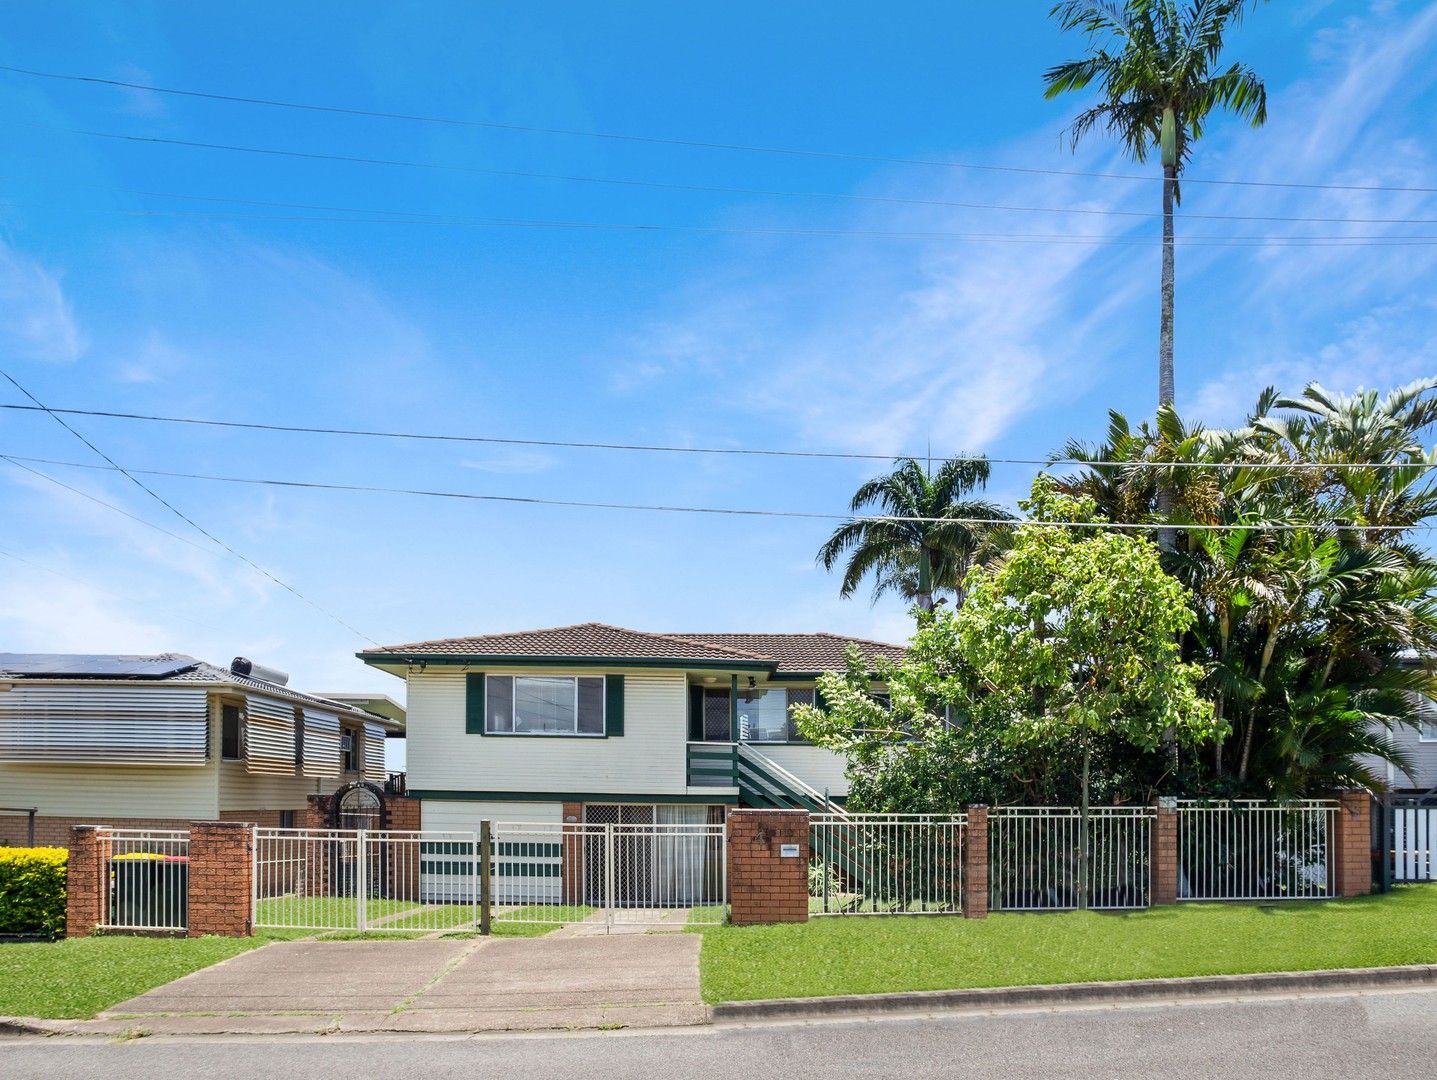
xmin=916 ymin=546 xmax=934 ymax=613
xmin=1156 ymin=161 xmax=1177 ymax=554
xmin=1159 ymin=162 xmax=1176 ymax=408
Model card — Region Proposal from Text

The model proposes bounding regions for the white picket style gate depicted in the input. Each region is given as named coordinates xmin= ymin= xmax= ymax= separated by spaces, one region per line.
xmin=1392 ymin=806 xmax=1437 ymax=882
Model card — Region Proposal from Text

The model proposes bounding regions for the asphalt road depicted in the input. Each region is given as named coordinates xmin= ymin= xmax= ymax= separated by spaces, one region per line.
xmin=4 ymin=988 xmax=1434 ymax=1079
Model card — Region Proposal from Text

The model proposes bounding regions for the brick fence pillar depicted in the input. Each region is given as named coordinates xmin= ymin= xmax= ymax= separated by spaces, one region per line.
xmin=1331 ymin=790 xmax=1373 ymax=898
xmin=727 ymin=809 xmax=809 ymax=925
xmin=384 ymin=797 xmax=423 ymax=901
xmin=1151 ymin=797 xmax=1178 ymax=905
xmin=187 ymin=821 xmax=253 ymax=937
xmin=64 ymin=825 xmax=109 ymax=938
xmin=962 ymin=805 xmax=989 ymax=919
xmin=560 ymin=802 xmax=584 ymax=904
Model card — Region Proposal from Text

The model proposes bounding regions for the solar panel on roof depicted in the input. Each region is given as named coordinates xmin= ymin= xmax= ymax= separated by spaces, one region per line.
xmin=0 ymin=654 xmax=199 ymax=679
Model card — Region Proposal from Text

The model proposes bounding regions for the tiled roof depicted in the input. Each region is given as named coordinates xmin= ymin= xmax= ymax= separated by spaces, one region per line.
xmin=678 ymin=633 xmax=907 ymax=673
xmin=363 ymin=623 xmax=767 ymax=663
xmin=361 ymin=623 xmax=905 ymax=674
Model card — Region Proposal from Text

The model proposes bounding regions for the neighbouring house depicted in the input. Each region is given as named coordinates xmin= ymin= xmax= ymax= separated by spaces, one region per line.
xmin=357 ymin=622 xmax=900 ymax=898
xmin=0 ymin=652 xmax=405 ymax=847
xmin=1358 ymin=652 xmax=1437 ymax=796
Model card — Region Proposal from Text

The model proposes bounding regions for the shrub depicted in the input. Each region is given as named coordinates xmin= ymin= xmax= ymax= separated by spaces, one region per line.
xmin=0 ymin=847 xmax=68 ymax=938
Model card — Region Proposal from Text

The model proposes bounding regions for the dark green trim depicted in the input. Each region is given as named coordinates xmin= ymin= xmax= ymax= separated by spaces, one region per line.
xmin=408 ymin=789 xmax=738 ymax=805
xmin=605 ymin=674 xmax=624 ymax=737
xmin=729 ymin=674 xmax=738 ymax=742
xmin=464 ymin=672 xmax=485 ymax=734
xmin=359 ymin=652 xmax=775 ymax=672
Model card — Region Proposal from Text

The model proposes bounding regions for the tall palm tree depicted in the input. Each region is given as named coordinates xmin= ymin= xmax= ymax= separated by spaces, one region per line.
xmin=1043 ymin=0 xmax=1267 ymax=407
xmin=817 ymin=457 xmax=1009 ymax=613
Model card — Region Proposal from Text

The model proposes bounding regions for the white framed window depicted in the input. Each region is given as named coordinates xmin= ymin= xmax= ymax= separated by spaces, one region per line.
xmin=487 ymin=675 xmax=605 ymax=736
xmin=340 ymin=729 xmax=358 ymax=771
xmin=1419 ymin=696 xmax=1437 ymax=742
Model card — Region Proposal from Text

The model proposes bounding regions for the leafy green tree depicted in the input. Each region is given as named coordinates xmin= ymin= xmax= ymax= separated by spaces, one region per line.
xmin=816 ymin=457 xmax=1009 ymax=612
xmin=953 ymin=480 xmax=1218 ymax=905
xmin=1044 ymin=0 xmax=1267 ymax=410
xmin=1058 ymin=381 xmax=1437 ymax=795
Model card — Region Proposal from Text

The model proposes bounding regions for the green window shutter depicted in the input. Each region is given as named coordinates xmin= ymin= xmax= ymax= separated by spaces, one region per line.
xmin=465 ymin=673 xmax=486 ymax=734
xmin=605 ymin=675 xmax=625 ymax=737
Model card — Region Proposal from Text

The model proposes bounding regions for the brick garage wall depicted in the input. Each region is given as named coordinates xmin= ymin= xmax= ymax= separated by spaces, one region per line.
xmin=12 ymin=815 xmax=192 ymax=851
xmin=561 ymin=802 xmax=584 ymax=904
xmin=727 ymin=809 xmax=809 ymax=925
xmin=1331 ymin=790 xmax=1373 ymax=898
xmin=187 ymin=821 xmax=253 ymax=937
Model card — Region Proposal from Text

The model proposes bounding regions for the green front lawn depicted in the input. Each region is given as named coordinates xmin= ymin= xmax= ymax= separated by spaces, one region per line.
xmin=699 ymin=886 xmax=1437 ymax=1002
xmin=0 ymin=933 xmax=301 ymax=1020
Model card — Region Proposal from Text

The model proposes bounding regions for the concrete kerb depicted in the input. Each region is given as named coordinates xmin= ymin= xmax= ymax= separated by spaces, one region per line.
xmin=709 ymin=964 xmax=1437 ymax=1025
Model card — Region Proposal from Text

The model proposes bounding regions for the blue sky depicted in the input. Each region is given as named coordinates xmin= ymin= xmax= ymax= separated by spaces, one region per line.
xmin=2 ymin=0 xmax=1436 ymax=715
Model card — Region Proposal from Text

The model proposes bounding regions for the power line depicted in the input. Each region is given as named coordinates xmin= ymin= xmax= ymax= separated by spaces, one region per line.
xmin=94 ymin=205 xmax=1437 ymax=247
xmin=2 ymin=401 xmax=1433 ymax=471
xmin=11 ymin=64 xmax=1437 ymax=195
xmin=13 ymin=152 xmax=1437 ymax=229
xmin=3 ymin=450 xmax=1428 ymax=533
xmin=0 ymin=369 xmax=384 ymax=646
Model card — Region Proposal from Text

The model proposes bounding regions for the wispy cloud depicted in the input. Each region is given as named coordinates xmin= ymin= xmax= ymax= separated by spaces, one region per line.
xmin=0 ymin=240 xmax=85 ymax=363
xmin=458 ymin=451 xmax=556 ymax=475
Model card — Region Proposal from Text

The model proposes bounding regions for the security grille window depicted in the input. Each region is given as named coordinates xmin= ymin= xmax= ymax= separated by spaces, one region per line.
xmin=221 ymin=703 xmax=243 ymax=760
xmin=737 ymin=688 xmax=811 ymax=744
xmin=486 ymin=675 xmax=605 ymax=735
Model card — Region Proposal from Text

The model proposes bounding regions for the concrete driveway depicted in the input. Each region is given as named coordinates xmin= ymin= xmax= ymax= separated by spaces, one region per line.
xmin=98 ymin=934 xmax=707 ymax=1035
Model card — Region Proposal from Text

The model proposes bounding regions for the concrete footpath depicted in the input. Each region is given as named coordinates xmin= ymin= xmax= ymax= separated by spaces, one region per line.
xmin=26 ymin=934 xmax=709 ymax=1036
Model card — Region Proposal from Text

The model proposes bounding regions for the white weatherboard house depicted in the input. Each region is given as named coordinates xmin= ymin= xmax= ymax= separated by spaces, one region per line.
xmin=0 ymin=652 xmax=404 ymax=847
xmin=357 ymin=623 xmax=901 ymax=854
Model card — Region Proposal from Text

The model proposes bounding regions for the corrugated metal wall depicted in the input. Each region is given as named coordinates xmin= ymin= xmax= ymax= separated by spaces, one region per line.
xmin=0 ymin=685 xmax=210 ymax=765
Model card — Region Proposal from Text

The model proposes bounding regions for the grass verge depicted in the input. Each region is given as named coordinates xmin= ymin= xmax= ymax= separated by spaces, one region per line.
xmin=0 ymin=932 xmax=301 ymax=1019
xmin=698 ymin=886 xmax=1437 ymax=1003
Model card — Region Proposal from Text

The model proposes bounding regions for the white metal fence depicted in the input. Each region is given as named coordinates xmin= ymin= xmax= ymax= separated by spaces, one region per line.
xmin=1175 ymin=800 xmax=1336 ymax=901
xmin=101 ymin=828 xmax=190 ymax=932
xmin=1391 ymin=805 xmax=1436 ymax=883
xmin=809 ymin=813 xmax=965 ymax=916
xmin=491 ymin=820 xmax=727 ymax=928
xmin=989 ymin=807 xmax=1154 ymax=911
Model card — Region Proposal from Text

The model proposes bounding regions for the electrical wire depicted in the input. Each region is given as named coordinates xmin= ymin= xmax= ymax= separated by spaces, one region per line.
xmin=1 ymin=402 xmax=1433 ymax=471
xmin=0 ymin=369 xmax=386 ymax=646
xmin=2 ymin=450 xmax=1428 ymax=532
xmin=10 ymin=64 xmax=1437 ymax=195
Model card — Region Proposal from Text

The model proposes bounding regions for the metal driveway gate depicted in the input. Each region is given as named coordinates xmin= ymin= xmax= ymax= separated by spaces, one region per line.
xmin=491 ymin=820 xmax=727 ymax=929
xmin=253 ymin=828 xmax=482 ymax=933
xmin=254 ymin=822 xmax=727 ymax=932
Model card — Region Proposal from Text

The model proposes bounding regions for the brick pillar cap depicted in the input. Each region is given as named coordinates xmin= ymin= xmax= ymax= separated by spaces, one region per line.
xmin=190 ymin=820 xmax=255 ymax=830
xmin=1155 ymin=796 xmax=1178 ymax=809
xmin=966 ymin=803 xmax=989 ymax=810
